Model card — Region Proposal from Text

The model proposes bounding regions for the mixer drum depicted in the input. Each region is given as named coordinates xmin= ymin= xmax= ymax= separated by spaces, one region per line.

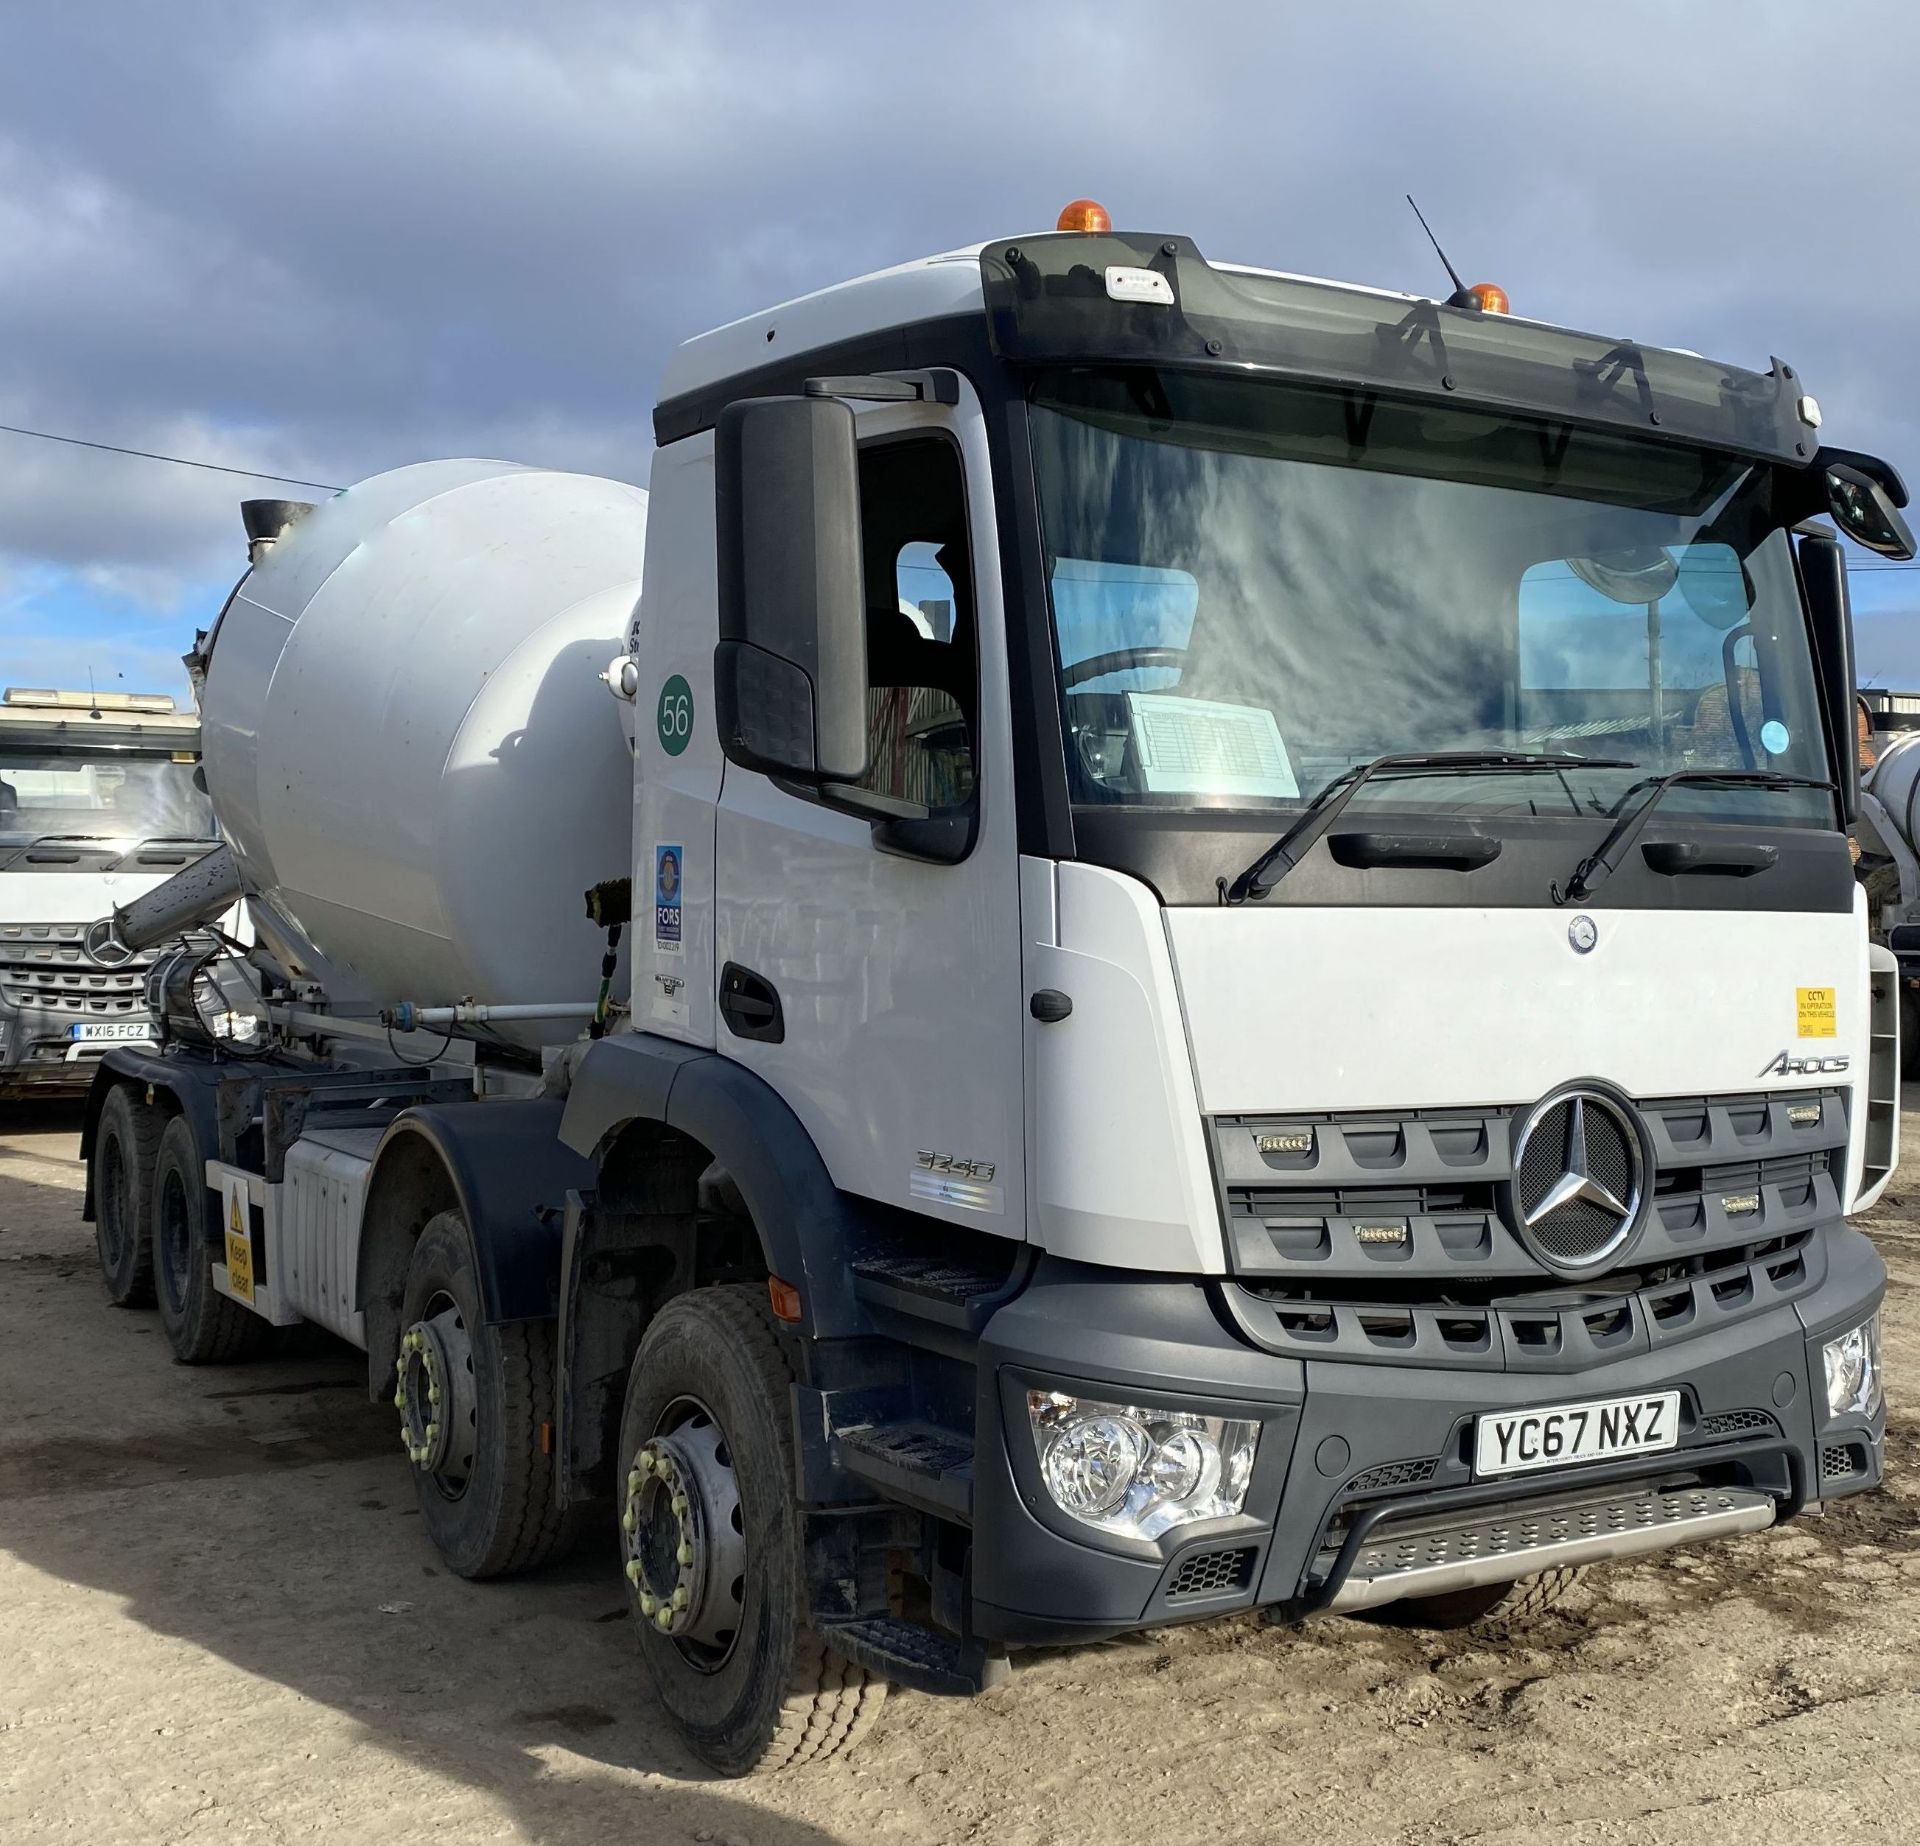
xmin=198 ymin=460 xmax=648 ymax=1044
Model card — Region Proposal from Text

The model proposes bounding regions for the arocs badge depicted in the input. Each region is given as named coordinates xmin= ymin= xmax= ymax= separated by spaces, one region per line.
xmin=654 ymin=843 xmax=683 ymax=953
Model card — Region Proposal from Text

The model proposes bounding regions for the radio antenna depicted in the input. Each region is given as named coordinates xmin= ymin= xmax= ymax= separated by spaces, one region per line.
xmin=1406 ymin=195 xmax=1472 ymax=308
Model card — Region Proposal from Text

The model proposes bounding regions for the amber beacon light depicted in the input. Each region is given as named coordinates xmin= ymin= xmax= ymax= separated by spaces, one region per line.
xmin=1464 ymin=281 xmax=1510 ymax=314
xmin=1056 ymin=198 xmax=1112 ymax=233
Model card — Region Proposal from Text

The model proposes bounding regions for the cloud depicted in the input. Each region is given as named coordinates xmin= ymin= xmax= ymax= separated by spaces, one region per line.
xmin=1 ymin=1 xmax=1917 ymax=682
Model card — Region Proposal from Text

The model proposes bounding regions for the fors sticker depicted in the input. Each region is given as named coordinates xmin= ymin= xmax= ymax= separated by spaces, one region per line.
xmin=655 ymin=843 xmax=683 ymax=953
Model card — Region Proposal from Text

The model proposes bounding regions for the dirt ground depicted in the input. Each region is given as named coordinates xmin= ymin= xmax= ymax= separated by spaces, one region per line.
xmin=1 ymin=1099 xmax=1915 ymax=1846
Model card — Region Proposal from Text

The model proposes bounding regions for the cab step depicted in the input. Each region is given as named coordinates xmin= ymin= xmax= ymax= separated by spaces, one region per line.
xmin=835 ymin=1420 xmax=973 ymax=1523
xmin=819 ymin=1614 xmax=1009 ymax=1698
xmin=849 ymin=1249 xmax=1027 ymax=1332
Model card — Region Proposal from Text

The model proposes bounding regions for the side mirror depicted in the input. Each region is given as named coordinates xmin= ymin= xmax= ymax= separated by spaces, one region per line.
xmin=1797 ymin=529 xmax=1860 ymax=825
xmin=714 ymin=396 xmax=869 ymax=781
xmin=1824 ymin=460 xmax=1916 ymax=561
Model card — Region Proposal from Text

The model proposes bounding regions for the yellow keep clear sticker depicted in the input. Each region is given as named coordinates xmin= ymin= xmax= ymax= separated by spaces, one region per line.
xmin=224 ymin=1184 xmax=255 ymax=1302
xmin=1796 ymin=987 xmax=1837 ymax=1039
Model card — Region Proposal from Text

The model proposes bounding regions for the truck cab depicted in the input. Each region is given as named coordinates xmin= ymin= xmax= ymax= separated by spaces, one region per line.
xmin=599 ymin=218 xmax=1900 ymax=1656
xmin=0 ymin=688 xmax=219 ymax=1095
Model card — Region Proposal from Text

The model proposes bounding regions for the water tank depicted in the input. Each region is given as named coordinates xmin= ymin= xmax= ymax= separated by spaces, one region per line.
xmin=199 ymin=460 xmax=646 ymax=1043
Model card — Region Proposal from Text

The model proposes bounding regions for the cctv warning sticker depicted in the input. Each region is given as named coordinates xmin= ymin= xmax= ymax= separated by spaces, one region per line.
xmin=654 ymin=843 xmax=683 ymax=954
xmin=1796 ymin=987 xmax=1837 ymax=1038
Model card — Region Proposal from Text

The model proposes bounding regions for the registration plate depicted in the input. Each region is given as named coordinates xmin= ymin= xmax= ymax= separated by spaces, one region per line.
xmin=69 ymin=1021 xmax=153 ymax=1043
xmin=1475 ymin=1389 xmax=1680 ymax=1478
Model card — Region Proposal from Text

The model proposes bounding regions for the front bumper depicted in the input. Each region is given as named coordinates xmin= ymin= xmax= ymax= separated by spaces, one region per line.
xmin=0 ymin=1006 xmax=154 ymax=1094
xmin=968 ymin=1227 xmax=1886 ymax=1643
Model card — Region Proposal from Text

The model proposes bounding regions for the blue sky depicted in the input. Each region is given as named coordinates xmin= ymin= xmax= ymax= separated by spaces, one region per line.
xmin=4 ymin=3 xmax=1920 ymax=700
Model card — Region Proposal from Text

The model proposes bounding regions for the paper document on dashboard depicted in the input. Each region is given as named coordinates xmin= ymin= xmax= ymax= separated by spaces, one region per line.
xmin=1125 ymin=693 xmax=1299 ymax=799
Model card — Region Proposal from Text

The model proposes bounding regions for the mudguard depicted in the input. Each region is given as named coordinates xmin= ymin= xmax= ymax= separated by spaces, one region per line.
xmin=367 ymin=1100 xmax=595 ymax=1324
xmin=80 ymin=1047 xmax=231 ymax=1224
xmin=559 ymin=1034 xmax=879 ymax=1338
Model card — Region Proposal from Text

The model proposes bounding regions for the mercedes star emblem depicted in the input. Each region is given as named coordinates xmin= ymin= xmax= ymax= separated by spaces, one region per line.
xmin=1510 ymin=1086 xmax=1647 ymax=1273
xmin=1522 ymin=1095 xmax=1628 ymax=1226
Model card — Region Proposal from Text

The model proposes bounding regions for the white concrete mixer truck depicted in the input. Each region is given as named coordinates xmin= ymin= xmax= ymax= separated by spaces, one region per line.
xmin=78 ymin=209 xmax=1910 ymax=1774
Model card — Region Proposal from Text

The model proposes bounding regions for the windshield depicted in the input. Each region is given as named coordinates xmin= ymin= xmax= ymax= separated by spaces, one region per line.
xmin=0 ymin=748 xmax=217 ymax=855
xmin=1030 ymin=369 xmax=1834 ymax=831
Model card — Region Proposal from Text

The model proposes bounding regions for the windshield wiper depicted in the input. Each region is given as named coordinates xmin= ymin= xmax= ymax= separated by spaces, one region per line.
xmin=1220 ymin=750 xmax=1636 ymax=905
xmin=1553 ymin=768 xmax=1835 ymax=905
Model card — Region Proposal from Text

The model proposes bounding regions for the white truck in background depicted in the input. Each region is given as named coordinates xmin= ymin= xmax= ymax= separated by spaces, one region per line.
xmin=0 ymin=687 xmax=220 ymax=1096
xmin=78 ymin=206 xmax=1908 ymax=1775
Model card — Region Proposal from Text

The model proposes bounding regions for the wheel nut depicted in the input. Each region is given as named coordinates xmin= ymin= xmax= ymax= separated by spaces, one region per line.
xmin=625 ymin=1560 xmax=642 ymax=1585
xmin=638 ymin=1590 xmax=656 ymax=1615
xmin=393 ymin=1391 xmax=405 ymax=1410
xmin=672 ymin=1586 xmax=689 ymax=1611
xmin=622 ymin=1508 xmax=636 ymax=1534
xmin=655 ymin=1608 xmax=674 ymax=1631
xmin=676 ymin=1542 xmax=693 ymax=1568
xmin=637 ymin=1452 xmax=656 ymax=1475
xmin=428 ymin=1385 xmax=440 ymax=1405
xmin=627 ymin=1470 xmax=643 ymax=1495
xmin=671 ymin=1493 xmax=689 ymax=1518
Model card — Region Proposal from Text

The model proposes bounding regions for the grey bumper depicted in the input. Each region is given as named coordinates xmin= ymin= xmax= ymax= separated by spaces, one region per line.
xmin=968 ymin=1226 xmax=1885 ymax=1643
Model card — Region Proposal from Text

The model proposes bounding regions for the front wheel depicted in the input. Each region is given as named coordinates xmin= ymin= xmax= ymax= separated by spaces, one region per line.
xmin=618 ymin=1285 xmax=885 ymax=1774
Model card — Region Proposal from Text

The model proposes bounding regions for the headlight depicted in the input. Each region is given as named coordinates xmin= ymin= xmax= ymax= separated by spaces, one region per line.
xmin=1823 ymin=1315 xmax=1884 ymax=1422
xmin=1026 ymin=1390 xmax=1258 ymax=1541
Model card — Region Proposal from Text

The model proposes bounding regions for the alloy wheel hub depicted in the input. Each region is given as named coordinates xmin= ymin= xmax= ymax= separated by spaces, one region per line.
xmin=622 ymin=1409 xmax=747 ymax=1658
xmin=393 ymin=1305 xmax=477 ymax=1486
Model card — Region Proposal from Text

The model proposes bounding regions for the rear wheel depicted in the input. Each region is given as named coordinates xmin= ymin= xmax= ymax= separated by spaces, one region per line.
xmin=152 ymin=1113 xmax=266 ymax=1364
xmin=618 ymin=1284 xmax=885 ymax=1775
xmin=395 ymin=1210 xmax=575 ymax=1579
xmin=95 ymin=1085 xmax=160 ymax=1307
xmin=1367 ymin=1566 xmax=1584 ymax=1638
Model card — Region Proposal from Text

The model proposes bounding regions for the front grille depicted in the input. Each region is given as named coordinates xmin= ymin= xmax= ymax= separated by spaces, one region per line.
xmin=1167 ymin=1546 xmax=1255 ymax=1599
xmin=0 ymin=923 xmax=152 ymax=1019
xmin=1217 ymin=1089 xmax=1842 ymax=1282
xmin=1700 ymin=1410 xmax=1779 ymax=1440
xmin=1821 ymin=1442 xmax=1867 ymax=1483
xmin=1347 ymin=1456 xmax=1440 ymax=1494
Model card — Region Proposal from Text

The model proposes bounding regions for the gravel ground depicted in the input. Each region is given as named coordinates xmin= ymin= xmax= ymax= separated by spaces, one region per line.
xmin=1 ymin=1095 xmax=1915 ymax=1846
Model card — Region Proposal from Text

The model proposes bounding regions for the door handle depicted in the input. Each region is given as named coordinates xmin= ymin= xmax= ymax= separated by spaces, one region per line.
xmin=1327 ymin=830 xmax=1502 ymax=871
xmin=1640 ymin=841 xmax=1779 ymax=878
xmin=719 ymin=963 xmax=785 ymax=1043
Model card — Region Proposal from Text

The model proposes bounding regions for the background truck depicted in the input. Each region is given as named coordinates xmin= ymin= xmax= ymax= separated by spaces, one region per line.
xmin=79 ymin=206 xmax=1905 ymax=1775
xmin=0 ymin=687 xmax=221 ymax=1096
xmin=1851 ymin=691 xmax=1920 ymax=1067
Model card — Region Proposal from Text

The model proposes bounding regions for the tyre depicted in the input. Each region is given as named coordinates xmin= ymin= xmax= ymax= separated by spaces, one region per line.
xmin=94 ymin=1084 xmax=161 ymax=1307
xmin=1367 ymin=1566 xmax=1584 ymax=1639
xmin=1902 ymin=986 xmax=1919 ymax=1081
xmin=395 ymin=1210 xmax=576 ymax=1580
xmin=152 ymin=1113 xmax=267 ymax=1364
xmin=617 ymin=1284 xmax=886 ymax=1775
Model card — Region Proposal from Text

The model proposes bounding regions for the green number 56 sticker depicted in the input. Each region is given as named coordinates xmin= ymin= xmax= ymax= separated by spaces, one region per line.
xmin=656 ymin=675 xmax=694 ymax=756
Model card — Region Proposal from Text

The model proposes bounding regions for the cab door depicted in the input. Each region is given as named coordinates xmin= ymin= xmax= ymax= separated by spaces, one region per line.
xmin=713 ymin=383 xmax=1027 ymax=1238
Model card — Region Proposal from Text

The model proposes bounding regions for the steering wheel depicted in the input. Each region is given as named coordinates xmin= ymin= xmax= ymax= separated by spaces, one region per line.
xmin=1060 ymin=645 xmax=1189 ymax=689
